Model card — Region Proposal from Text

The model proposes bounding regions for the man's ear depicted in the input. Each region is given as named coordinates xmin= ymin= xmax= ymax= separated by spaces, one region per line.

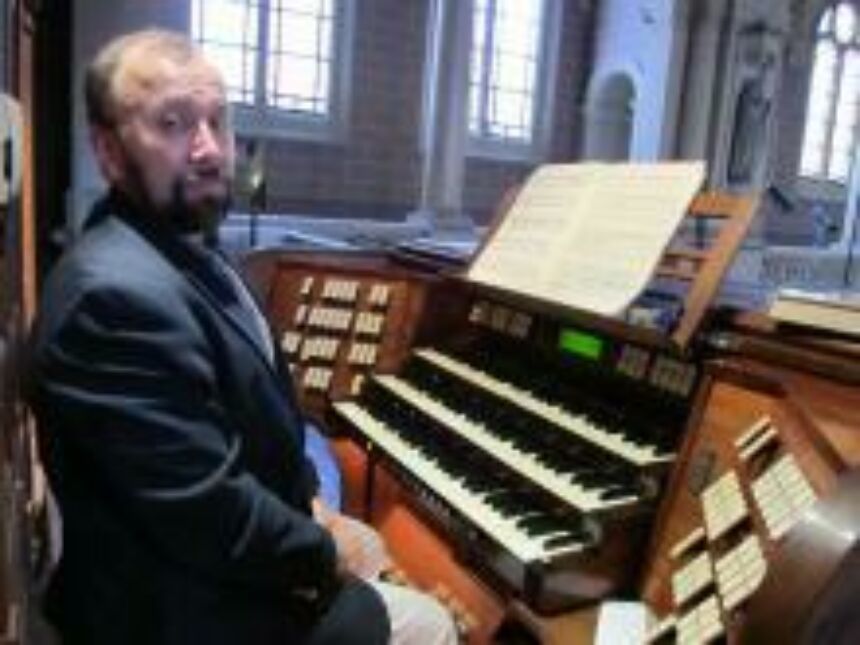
xmin=90 ymin=125 xmax=125 ymax=184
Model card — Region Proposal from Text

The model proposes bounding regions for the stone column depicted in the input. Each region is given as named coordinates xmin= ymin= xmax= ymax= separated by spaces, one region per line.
xmin=411 ymin=0 xmax=475 ymax=234
xmin=659 ymin=0 xmax=693 ymax=158
xmin=838 ymin=148 xmax=860 ymax=252
xmin=675 ymin=0 xmax=729 ymax=163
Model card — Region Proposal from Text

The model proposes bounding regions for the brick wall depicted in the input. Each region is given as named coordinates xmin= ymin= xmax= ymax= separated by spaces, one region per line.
xmin=240 ymin=0 xmax=593 ymax=225
xmin=236 ymin=0 xmax=426 ymax=221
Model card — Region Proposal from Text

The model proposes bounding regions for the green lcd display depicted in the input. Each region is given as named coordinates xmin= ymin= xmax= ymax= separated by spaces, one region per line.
xmin=558 ymin=329 xmax=603 ymax=360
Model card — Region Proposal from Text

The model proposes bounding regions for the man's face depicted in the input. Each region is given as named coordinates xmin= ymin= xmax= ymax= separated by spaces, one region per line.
xmin=101 ymin=52 xmax=235 ymax=233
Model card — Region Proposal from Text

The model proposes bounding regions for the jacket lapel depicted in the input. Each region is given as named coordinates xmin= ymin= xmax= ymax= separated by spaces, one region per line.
xmin=108 ymin=202 xmax=282 ymax=381
xmin=180 ymin=258 xmax=277 ymax=368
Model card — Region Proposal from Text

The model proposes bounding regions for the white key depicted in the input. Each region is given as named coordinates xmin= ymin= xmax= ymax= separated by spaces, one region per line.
xmin=375 ymin=376 xmax=639 ymax=513
xmin=334 ymin=402 xmax=586 ymax=564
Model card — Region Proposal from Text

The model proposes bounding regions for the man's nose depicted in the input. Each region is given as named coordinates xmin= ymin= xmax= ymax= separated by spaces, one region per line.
xmin=190 ymin=120 xmax=224 ymax=162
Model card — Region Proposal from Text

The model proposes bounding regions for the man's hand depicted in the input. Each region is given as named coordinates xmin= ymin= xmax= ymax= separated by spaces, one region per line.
xmin=312 ymin=497 xmax=393 ymax=580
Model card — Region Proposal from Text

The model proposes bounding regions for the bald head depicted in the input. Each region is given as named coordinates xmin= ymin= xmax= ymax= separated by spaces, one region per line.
xmin=85 ymin=29 xmax=218 ymax=128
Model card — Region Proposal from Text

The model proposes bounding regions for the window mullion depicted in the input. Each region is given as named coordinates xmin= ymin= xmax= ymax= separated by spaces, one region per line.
xmin=479 ymin=0 xmax=496 ymax=137
xmin=316 ymin=1 xmax=326 ymax=115
xmin=532 ymin=0 xmax=549 ymax=141
xmin=256 ymin=0 xmax=270 ymax=110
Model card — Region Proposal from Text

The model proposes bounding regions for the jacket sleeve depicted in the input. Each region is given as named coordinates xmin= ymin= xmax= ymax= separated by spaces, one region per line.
xmin=30 ymin=284 xmax=338 ymax=599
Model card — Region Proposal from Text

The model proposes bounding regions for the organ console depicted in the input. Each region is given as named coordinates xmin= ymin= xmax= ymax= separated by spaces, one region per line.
xmin=241 ymin=188 xmax=860 ymax=643
xmin=332 ymin=315 xmax=695 ymax=611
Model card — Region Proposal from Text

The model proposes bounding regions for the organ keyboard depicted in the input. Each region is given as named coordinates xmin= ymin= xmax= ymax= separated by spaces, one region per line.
xmin=242 ymin=246 xmax=705 ymax=620
xmin=328 ymin=291 xmax=700 ymax=612
xmin=412 ymin=347 xmax=676 ymax=467
xmin=374 ymin=360 xmax=646 ymax=510
xmin=335 ymin=401 xmax=592 ymax=565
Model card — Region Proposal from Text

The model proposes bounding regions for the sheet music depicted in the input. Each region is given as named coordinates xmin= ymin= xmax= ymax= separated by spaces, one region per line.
xmin=468 ymin=162 xmax=705 ymax=316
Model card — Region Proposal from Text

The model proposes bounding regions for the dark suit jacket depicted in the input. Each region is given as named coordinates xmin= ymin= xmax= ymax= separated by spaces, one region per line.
xmin=27 ymin=195 xmax=389 ymax=645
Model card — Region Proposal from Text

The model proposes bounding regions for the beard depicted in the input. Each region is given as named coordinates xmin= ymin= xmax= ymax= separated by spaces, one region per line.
xmin=164 ymin=176 xmax=232 ymax=241
xmin=122 ymin=152 xmax=232 ymax=241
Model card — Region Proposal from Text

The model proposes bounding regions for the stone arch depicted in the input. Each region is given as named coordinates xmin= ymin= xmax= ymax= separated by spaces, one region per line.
xmin=802 ymin=0 xmax=860 ymax=40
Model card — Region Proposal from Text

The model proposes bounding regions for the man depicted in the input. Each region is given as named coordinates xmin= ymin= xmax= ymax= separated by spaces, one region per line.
xmin=28 ymin=29 xmax=456 ymax=645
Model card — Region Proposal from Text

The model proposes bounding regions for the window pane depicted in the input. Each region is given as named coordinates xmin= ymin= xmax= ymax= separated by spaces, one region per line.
xmin=495 ymin=56 xmax=531 ymax=92
xmin=267 ymin=0 xmax=334 ymax=115
xmin=281 ymin=0 xmax=333 ymax=16
xmin=498 ymin=0 xmax=541 ymax=26
xmin=470 ymin=49 xmax=484 ymax=84
xmin=192 ymin=0 xmax=260 ymax=46
xmin=819 ymin=7 xmax=834 ymax=35
xmin=801 ymin=143 xmax=825 ymax=176
xmin=829 ymin=144 xmax=852 ymax=180
xmin=473 ymin=0 xmax=488 ymax=45
xmin=469 ymin=0 xmax=544 ymax=143
xmin=273 ymin=57 xmax=317 ymax=100
xmin=191 ymin=0 xmax=259 ymax=105
xmin=811 ymin=40 xmax=838 ymax=95
xmin=804 ymin=118 xmax=828 ymax=145
xmin=469 ymin=89 xmax=482 ymax=131
xmin=834 ymin=2 xmax=857 ymax=45
xmin=807 ymin=91 xmax=833 ymax=123
xmin=801 ymin=39 xmax=842 ymax=178
xmin=206 ymin=44 xmax=257 ymax=103
xmin=833 ymin=103 xmax=858 ymax=146
xmin=836 ymin=49 xmax=860 ymax=123
xmin=833 ymin=119 xmax=855 ymax=148
xmin=495 ymin=23 xmax=537 ymax=58
xmin=826 ymin=39 xmax=860 ymax=180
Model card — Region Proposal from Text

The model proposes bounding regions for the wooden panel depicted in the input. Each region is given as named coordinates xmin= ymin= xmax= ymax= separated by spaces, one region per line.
xmin=0 ymin=3 xmax=38 ymax=643
xmin=668 ymin=193 xmax=759 ymax=348
xmin=687 ymin=192 xmax=753 ymax=216
xmin=239 ymin=250 xmax=470 ymax=421
xmin=639 ymin=352 xmax=859 ymax=643
xmin=741 ymin=470 xmax=860 ymax=644
xmin=252 ymin=252 xmax=425 ymax=418
xmin=655 ymin=266 xmax=697 ymax=282
xmin=663 ymin=248 xmax=709 ymax=262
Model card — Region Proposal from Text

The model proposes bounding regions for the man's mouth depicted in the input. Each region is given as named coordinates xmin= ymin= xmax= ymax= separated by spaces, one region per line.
xmin=186 ymin=172 xmax=227 ymax=192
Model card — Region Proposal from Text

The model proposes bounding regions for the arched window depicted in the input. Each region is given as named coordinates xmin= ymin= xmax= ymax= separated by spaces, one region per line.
xmin=800 ymin=1 xmax=860 ymax=182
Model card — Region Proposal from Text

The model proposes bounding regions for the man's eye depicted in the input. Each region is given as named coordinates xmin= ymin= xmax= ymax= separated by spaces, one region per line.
xmin=158 ymin=112 xmax=190 ymax=133
xmin=159 ymin=114 xmax=179 ymax=130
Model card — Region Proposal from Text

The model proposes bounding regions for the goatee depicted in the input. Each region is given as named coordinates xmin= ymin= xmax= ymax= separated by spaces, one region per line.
xmin=164 ymin=178 xmax=231 ymax=242
xmin=122 ymin=152 xmax=231 ymax=241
